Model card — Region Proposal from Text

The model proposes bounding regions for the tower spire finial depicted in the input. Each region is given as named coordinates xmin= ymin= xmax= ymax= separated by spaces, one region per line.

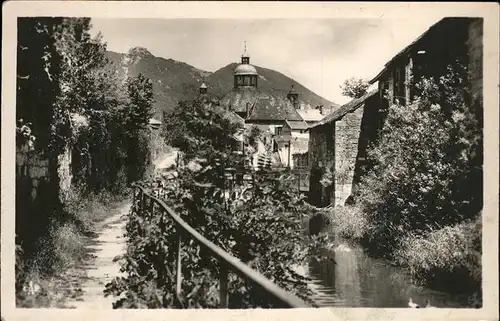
xmin=241 ymin=41 xmax=250 ymax=64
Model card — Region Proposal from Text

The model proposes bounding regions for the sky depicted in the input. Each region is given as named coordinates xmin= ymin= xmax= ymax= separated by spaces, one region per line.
xmin=90 ymin=17 xmax=446 ymax=105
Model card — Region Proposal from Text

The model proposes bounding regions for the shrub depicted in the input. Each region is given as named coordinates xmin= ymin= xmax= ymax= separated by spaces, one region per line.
xmin=327 ymin=206 xmax=372 ymax=240
xmin=51 ymin=222 xmax=86 ymax=272
xmin=105 ymin=98 xmax=328 ymax=308
xmin=395 ymin=214 xmax=482 ymax=292
xmin=355 ymin=61 xmax=482 ymax=258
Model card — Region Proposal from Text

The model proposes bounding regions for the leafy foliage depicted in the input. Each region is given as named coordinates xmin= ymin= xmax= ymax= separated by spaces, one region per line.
xmin=343 ymin=62 xmax=482 ymax=291
xmin=106 ymin=98 xmax=329 ymax=308
xmin=340 ymin=77 xmax=370 ymax=99
xmin=15 ymin=17 xmax=157 ymax=292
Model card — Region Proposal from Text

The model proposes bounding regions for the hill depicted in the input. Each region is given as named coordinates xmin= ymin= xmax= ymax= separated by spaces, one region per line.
xmin=106 ymin=47 xmax=338 ymax=118
xmin=208 ymin=63 xmax=338 ymax=111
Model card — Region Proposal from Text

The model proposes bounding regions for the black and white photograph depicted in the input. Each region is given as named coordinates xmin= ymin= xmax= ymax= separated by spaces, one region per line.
xmin=1 ymin=2 xmax=498 ymax=321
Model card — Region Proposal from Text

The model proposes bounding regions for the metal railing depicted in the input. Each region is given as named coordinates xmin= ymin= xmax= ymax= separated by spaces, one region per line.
xmin=132 ymin=182 xmax=311 ymax=308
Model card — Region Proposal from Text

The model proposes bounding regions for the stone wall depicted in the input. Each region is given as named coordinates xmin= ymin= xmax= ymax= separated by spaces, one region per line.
xmin=16 ymin=147 xmax=50 ymax=201
xmin=334 ymin=105 xmax=364 ymax=206
xmin=308 ymin=124 xmax=334 ymax=207
xmin=57 ymin=146 xmax=73 ymax=202
xmin=17 ymin=143 xmax=73 ymax=203
xmin=467 ymin=18 xmax=483 ymax=105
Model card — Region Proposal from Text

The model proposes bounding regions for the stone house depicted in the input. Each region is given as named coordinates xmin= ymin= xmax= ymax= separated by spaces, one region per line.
xmin=370 ymin=17 xmax=483 ymax=111
xmin=307 ymin=17 xmax=483 ymax=208
xmin=307 ymin=90 xmax=380 ymax=207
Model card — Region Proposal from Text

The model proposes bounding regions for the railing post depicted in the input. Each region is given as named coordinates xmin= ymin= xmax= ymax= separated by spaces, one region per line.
xmin=219 ymin=263 xmax=228 ymax=308
xmin=141 ymin=190 xmax=146 ymax=216
xmin=132 ymin=186 xmax=136 ymax=209
xmin=150 ymin=194 xmax=155 ymax=218
xmin=176 ymin=233 xmax=182 ymax=298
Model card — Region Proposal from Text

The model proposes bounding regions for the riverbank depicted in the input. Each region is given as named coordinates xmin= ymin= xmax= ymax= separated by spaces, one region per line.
xmin=321 ymin=205 xmax=482 ymax=307
xmin=298 ymin=242 xmax=480 ymax=308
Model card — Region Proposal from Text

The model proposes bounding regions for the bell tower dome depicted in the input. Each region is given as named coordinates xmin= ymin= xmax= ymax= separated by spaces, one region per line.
xmin=234 ymin=41 xmax=258 ymax=89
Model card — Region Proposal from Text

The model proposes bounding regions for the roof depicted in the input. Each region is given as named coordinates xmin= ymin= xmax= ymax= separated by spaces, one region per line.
xmin=297 ymin=108 xmax=324 ymax=122
xmin=249 ymin=124 xmax=273 ymax=134
xmin=369 ymin=17 xmax=470 ymax=84
xmin=234 ymin=64 xmax=258 ymax=76
xmin=200 ymin=83 xmax=207 ymax=89
xmin=223 ymin=111 xmax=245 ymax=125
xmin=149 ymin=118 xmax=162 ymax=125
xmin=220 ymin=87 xmax=304 ymax=122
xmin=247 ymin=97 xmax=304 ymax=121
xmin=285 ymin=119 xmax=309 ymax=130
xmin=309 ymin=89 xmax=379 ymax=129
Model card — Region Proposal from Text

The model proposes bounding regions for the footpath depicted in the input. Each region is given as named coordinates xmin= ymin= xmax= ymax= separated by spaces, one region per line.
xmin=66 ymin=150 xmax=178 ymax=309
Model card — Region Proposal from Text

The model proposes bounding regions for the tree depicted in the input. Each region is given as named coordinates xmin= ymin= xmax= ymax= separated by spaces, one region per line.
xmin=340 ymin=77 xmax=370 ymax=99
xmin=16 ymin=17 xmax=65 ymax=273
xmin=15 ymin=17 xmax=158 ymax=280
xmin=122 ymin=74 xmax=155 ymax=183
xmin=106 ymin=97 xmax=330 ymax=308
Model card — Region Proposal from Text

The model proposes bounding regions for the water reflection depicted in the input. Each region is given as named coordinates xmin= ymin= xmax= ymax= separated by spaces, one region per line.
xmin=303 ymin=243 xmax=476 ymax=308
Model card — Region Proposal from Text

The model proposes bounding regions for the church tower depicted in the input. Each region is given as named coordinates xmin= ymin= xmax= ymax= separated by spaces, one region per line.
xmin=287 ymin=84 xmax=300 ymax=109
xmin=233 ymin=42 xmax=259 ymax=89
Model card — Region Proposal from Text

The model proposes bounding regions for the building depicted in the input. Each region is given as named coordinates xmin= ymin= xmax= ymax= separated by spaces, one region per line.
xmin=219 ymin=49 xmax=305 ymax=132
xmin=308 ymin=90 xmax=380 ymax=206
xmin=307 ymin=17 xmax=483 ymax=208
xmin=370 ymin=17 xmax=483 ymax=111
xmin=219 ymin=46 xmax=315 ymax=169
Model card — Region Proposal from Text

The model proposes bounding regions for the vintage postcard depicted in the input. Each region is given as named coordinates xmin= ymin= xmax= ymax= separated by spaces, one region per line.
xmin=1 ymin=2 xmax=499 ymax=321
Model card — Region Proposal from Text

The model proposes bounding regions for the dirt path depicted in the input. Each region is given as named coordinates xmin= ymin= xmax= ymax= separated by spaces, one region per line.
xmin=66 ymin=150 xmax=177 ymax=309
xmin=66 ymin=202 xmax=129 ymax=309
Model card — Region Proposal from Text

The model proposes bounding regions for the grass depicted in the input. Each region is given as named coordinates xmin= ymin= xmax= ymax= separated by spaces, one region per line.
xmin=326 ymin=205 xmax=373 ymax=240
xmin=324 ymin=204 xmax=481 ymax=298
xmin=394 ymin=215 xmax=482 ymax=294
xmin=16 ymin=188 xmax=129 ymax=308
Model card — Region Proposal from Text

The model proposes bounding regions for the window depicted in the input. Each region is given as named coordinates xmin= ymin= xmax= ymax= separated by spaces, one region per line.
xmin=275 ymin=126 xmax=282 ymax=135
xmin=393 ymin=66 xmax=406 ymax=105
xmin=294 ymin=154 xmax=308 ymax=167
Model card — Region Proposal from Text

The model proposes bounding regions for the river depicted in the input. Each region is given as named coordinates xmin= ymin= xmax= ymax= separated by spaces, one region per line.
xmin=296 ymin=242 xmax=479 ymax=308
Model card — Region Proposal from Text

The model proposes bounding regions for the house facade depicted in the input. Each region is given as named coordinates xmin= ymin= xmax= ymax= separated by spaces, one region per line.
xmin=371 ymin=17 xmax=483 ymax=111
xmin=308 ymin=90 xmax=380 ymax=207
xmin=307 ymin=17 xmax=483 ymax=208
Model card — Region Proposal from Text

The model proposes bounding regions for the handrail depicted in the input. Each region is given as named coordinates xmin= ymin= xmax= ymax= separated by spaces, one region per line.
xmin=133 ymin=183 xmax=310 ymax=308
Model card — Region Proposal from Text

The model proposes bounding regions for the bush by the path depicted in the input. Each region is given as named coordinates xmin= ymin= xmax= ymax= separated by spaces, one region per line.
xmin=15 ymin=190 xmax=128 ymax=308
xmin=105 ymin=98 xmax=330 ymax=308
